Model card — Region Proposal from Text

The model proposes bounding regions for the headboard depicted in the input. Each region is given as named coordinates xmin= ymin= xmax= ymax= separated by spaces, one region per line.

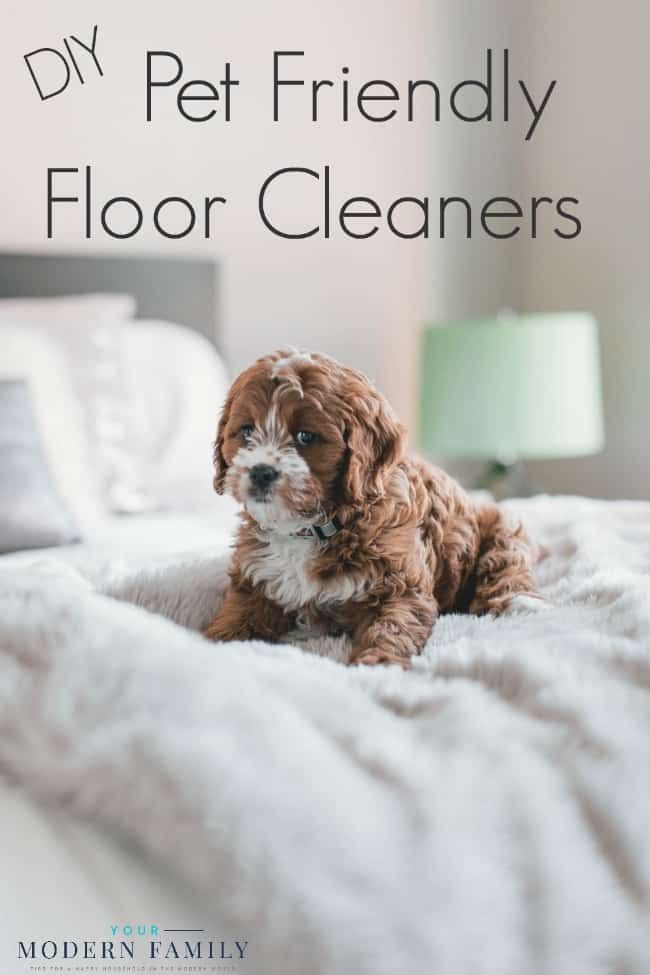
xmin=0 ymin=251 xmax=220 ymax=347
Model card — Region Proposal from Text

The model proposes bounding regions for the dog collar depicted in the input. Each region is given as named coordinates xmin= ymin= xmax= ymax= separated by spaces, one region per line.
xmin=293 ymin=516 xmax=342 ymax=541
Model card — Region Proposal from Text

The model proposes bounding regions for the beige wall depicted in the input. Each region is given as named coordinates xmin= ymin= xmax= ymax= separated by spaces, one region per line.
xmin=428 ymin=1 xmax=650 ymax=499
xmin=518 ymin=0 xmax=650 ymax=499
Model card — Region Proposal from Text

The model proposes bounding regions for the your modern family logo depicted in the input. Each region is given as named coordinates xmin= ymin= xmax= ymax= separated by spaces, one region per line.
xmin=17 ymin=922 xmax=249 ymax=965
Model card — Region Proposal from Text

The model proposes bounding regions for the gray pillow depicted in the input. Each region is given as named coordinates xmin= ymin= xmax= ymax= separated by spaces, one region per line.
xmin=0 ymin=379 xmax=80 ymax=553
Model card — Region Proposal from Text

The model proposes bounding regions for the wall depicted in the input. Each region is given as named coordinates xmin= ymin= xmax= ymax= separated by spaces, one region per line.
xmin=518 ymin=0 xmax=650 ymax=499
xmin=427 ymin=1 xmax=650 ymax=499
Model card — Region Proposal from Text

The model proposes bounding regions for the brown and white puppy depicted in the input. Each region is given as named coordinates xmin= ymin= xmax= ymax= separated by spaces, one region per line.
xmin=204 ymin=349 xmax=541 ymax=667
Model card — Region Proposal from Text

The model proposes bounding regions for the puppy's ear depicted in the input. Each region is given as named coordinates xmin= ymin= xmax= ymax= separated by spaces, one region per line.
xmin=341 ymin=385 xmax=406 ymax=505
xmin=212 ymin=388 xmax=235 ymax=494
xmin=213 ymin=361 xmax=270 ymax=493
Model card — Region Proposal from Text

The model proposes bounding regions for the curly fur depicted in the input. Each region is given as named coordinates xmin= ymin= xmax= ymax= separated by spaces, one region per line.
xmin=204 ymin=350 xmax=540 ymax=667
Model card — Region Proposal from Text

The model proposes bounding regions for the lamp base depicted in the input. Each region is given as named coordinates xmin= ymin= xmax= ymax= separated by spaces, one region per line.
xmin=475 ymin=459 xmax=535 ymax=500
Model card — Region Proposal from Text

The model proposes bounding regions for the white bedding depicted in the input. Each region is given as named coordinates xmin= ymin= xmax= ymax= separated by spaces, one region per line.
xmin=2 ymin=496 xmax=239 ymax=573
xmin=1 ymin=495 xmax=649 ymax=975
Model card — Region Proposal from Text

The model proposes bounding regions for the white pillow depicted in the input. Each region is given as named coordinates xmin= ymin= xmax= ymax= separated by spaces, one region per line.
xmin=0 ymin=294 xmax=146 ymax=513
xmin=0 ymin=327 xmax=104 ymax=533
xmin=0 ymin=293 xmax=135 ymax=324
xmin=122 ymin=321 xmax=229 ymax=510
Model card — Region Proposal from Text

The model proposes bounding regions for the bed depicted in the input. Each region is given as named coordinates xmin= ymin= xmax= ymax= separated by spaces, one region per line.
xmin=1 ymin=254 xmax=650 ymax=975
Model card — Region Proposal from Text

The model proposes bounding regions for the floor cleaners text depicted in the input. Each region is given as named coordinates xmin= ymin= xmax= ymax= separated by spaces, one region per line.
xmin=46 ymin=165 xmax=581 ymax=241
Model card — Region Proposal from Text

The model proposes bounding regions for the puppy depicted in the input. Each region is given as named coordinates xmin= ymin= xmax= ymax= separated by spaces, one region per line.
xmin=204 ymin=350 xmax=540 ymax=667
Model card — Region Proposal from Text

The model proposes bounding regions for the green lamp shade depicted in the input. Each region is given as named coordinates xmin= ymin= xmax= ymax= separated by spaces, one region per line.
xmin=418 ymin=313 xmax=604 ymax=460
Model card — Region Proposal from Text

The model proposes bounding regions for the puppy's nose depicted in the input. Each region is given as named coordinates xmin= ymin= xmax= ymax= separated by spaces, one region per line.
xmin=249 ymin=464 xmax=279 ymax=490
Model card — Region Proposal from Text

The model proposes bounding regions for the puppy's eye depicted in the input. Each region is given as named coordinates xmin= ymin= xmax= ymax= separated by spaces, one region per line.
xmin=240 ymin=424 xmax=254 ymax=442
xmin=295 ymin=430 xmax=315 ymax=447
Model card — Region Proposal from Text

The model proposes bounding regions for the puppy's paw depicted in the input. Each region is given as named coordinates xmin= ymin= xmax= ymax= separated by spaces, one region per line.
xmin=202 ymin=620 xmax=234 ymax=642
xmin=505 ymin=593 xmax=550 ymax=616
xmin=351 ymin=648 xmax=411 ymax=669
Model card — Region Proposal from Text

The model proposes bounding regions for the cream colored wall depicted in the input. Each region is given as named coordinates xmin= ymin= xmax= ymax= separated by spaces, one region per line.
xmin=427 ymin=1 xmax=650 ymax=498
xmin=517 ymin=0 xmax=650 ymax=499
xmin=420 ymin=1 xmax=650 ymax=499
xmin=0 ymin=0 xmax=430 ymax=424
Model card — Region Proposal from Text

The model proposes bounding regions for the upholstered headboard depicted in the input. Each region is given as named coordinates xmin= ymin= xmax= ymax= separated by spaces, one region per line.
xmin=0 ymin=251 xmax=220 ymax=347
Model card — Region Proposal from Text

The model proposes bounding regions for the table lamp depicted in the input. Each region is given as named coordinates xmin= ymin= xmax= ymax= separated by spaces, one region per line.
xmin=418 ymin=312 xmax=604 ymax=496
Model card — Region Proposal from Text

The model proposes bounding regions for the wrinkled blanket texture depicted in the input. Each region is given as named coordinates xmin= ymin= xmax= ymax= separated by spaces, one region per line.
xmin=1 ymin=496 xmax=649 ymax=974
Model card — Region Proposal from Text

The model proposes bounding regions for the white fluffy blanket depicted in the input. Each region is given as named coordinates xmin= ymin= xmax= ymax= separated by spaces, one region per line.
xmin=1 ymin=496 xmax=649 ymax=974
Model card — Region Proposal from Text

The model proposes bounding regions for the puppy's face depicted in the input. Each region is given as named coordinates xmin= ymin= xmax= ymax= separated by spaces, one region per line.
xmin=213 ymin=350 xmax=405 ymax=533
